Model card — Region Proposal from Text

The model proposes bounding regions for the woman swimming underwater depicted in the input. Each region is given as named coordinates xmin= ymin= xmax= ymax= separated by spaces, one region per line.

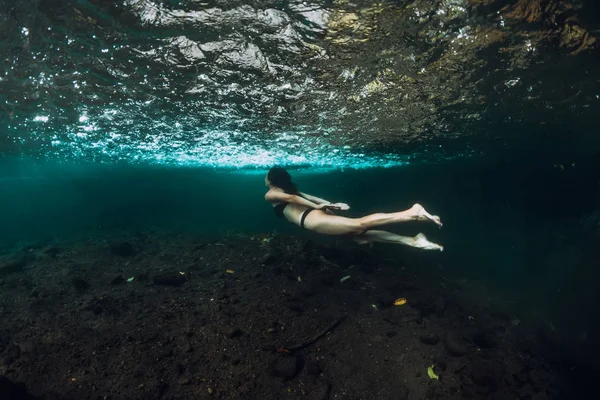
xmin=264 ymin=167 xmax=443 ymax=251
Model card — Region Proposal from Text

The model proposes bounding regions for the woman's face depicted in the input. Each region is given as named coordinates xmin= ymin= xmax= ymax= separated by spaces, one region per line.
xmin=265 ymin=174 xmax=271 ymax=187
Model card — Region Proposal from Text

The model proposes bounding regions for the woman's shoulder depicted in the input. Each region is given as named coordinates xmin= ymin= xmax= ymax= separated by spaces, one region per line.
xmin=265 ymin=188 xmax=289 ymax=202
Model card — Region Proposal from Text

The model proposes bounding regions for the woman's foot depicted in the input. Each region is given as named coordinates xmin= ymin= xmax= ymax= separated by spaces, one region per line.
xmin=412 ymin=233 xmax=444 ymax=251
xmin=411 ymin=204 xmax=442 ymax=227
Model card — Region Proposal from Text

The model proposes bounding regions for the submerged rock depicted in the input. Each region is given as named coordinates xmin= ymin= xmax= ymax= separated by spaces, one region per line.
xmin=420 ymin=333 xmax=440 ymax=345
xmin=271 ymin=355 xmax=303 ymax=380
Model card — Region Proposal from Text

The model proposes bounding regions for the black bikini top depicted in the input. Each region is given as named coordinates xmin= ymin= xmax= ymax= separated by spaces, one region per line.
xmin=273 ymin=203 xmax=288 ymax=218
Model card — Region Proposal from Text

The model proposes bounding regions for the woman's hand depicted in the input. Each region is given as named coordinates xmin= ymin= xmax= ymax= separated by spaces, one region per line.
xmin=333 ymin=202 xmax=350 ymax=211
xmin=317 ymin=202 xmax=350 ymax=211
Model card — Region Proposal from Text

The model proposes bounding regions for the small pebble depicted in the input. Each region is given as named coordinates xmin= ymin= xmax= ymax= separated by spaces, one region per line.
xmin=208 ymin=387 xmax=214 ymax=395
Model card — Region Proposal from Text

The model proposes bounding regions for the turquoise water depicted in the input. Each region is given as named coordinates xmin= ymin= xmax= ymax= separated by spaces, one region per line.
xmin=2 ymin=153 xmax=599 ymax=342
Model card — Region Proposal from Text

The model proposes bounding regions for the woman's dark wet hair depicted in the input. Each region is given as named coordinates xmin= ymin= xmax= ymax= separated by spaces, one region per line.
xmin=267 ymin=167 xmax=298 ymax=194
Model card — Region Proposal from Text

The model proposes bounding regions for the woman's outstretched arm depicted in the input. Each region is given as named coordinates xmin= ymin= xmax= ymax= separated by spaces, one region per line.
xmin=298 ymin=192 xmax=330 ymax=205
xmin=300 ymin=192 xmax=350 ymax=211
xmin=265 ymin=190 xmax=322 ymax=209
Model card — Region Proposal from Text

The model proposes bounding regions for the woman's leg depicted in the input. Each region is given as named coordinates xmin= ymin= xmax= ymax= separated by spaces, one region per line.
xmin=359 ymin=204 xmax=442 ymax=229
xmin=354 ymin=230 xmax=443 ymax=251
xmin=305 ymin=204 xmax=442 ymax=236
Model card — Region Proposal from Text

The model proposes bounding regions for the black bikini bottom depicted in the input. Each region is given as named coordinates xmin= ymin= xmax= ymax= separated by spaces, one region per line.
xmin=300 ymin=208 xmax=315 ymax=229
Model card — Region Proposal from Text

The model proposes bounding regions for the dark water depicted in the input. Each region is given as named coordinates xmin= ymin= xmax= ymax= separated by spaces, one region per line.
xmin=1 ymin=151 xmax=599 ymax=348
xmin=1 ymin=0 xmax=600 ymax=385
